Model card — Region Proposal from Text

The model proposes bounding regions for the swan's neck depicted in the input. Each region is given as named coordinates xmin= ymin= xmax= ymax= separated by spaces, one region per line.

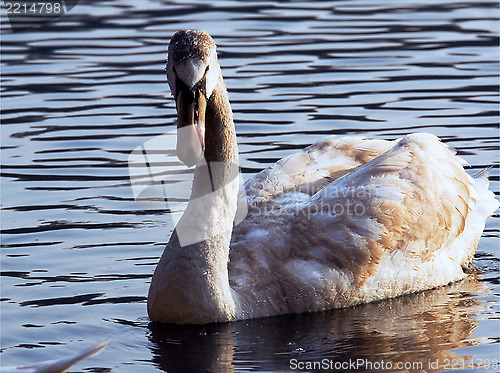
xmin=185 ymin=75 xmax=239 ymax=245
xmin=204 ymin=76 xmax=238 ymax=165
xmin=148 ymin=77 xmax=240 ymax=324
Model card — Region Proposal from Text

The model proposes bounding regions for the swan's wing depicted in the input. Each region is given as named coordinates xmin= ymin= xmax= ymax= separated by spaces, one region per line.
xmin=301 ymin=133 xmax=479 ymax=283
xmin=243 ymin=136 xmax=395 ymax=205
xmin=0 ymin=340 xmax=108 ymax=373
xmin=230 ymin=133 xmax=498 ymax=314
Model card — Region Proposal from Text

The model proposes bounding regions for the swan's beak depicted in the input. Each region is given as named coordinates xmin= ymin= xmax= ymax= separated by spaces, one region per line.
xmin=176 ymin=88 xmax=206 ymax=168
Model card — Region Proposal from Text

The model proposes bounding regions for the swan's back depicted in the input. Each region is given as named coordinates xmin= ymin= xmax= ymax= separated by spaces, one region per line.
xmin=229 ymin=133 xmax=498 ymax=318
xmin=244 ymin=135 xmax=395 ymax=204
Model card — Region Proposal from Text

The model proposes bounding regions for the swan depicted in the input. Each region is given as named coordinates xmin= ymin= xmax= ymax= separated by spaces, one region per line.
xmin=147 ymin=29 xmax=499 ymax=324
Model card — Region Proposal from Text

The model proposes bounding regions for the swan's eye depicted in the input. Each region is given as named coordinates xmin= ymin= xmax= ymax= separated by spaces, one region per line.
xmin=173 ymin=66 xmax=190 ymax=101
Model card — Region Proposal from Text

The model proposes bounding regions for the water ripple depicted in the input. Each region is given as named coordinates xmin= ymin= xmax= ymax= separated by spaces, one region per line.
xmin=1 ymin=0 xmax=498 ymax=371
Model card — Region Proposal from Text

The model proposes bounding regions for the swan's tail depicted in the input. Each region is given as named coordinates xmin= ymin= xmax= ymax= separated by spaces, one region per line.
xmin=0 ymin=339 xmax=108 ymax=373
xmin=472 ymin=166 xmax=499 ymax=219
xmin=450 ymin=166 xmax=498 ymax=269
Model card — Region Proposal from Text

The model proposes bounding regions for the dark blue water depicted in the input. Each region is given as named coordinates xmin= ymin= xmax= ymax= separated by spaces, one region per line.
xmin=1 ymin=0 xmax=499 ymax=372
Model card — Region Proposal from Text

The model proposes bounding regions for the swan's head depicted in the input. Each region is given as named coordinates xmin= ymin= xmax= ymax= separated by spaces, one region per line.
xmin=167 ymin=30 xmax=220 ymax=167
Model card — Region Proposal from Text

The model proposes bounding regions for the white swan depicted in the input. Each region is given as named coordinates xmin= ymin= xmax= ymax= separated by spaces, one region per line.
xmin=147 ymin=30 xmax=499 ymax=324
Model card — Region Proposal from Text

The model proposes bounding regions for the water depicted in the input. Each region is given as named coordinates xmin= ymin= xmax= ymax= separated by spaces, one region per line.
xmin=1 ymin=0 xmax=499 ymax=372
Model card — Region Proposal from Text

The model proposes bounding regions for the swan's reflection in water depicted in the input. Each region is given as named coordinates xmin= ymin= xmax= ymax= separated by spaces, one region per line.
xmin=148 ymin=276 xmax=490 ymax=372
